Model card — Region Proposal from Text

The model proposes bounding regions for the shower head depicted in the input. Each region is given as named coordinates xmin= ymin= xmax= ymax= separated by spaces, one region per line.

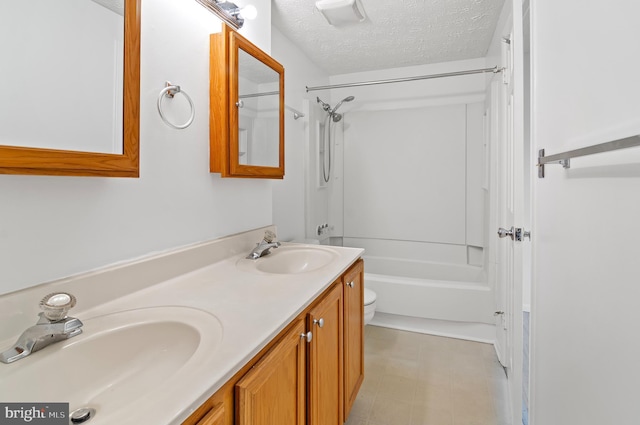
xmin=317 ymin=95 xmax=354 ymax=121
xmin=331 ymin=96 xmax=355 ymax=113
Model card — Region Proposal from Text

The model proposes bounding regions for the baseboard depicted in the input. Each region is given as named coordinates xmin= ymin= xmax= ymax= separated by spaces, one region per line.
xmin=369 ymin=312 xmax=495 ymax=344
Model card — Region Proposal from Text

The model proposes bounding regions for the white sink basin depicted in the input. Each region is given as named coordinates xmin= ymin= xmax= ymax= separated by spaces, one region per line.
xmin=237 ymin=245 xmax=339 ymax=274
xmin=0 ymin=306 xmax=223 ymax=425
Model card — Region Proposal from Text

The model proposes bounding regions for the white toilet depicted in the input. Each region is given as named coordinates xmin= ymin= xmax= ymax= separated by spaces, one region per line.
xmin=363 ymin=288 xmax=377 ymax=325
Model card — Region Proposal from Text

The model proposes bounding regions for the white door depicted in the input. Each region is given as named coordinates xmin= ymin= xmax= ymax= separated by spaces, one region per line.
xmin=496 ymin=31 xmax=523 ymax=375
xmin=490 ymin=71 xmax=508 ymax=367
xmin=495 ymin=3 xmax=526 ymax=423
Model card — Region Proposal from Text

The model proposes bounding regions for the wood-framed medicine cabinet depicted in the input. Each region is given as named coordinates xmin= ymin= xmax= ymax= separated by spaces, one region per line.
xmin=210 ymin=25 xmax=285 ymax=179
xmin=0 ymin=0 xmax=140 ymax=177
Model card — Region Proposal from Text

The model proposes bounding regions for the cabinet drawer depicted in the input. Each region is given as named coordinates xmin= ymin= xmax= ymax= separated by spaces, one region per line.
xmin=196 ymin=403 xmax=224 ymax=425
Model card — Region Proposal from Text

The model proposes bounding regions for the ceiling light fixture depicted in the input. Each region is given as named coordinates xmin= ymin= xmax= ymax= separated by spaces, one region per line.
xmin=315 ymin=0 xmax=366 ymax=26
xmin=237 ymin=4 xmax=258 ymax=20
xmin=195 ymin=0 xmax=256 ymax=29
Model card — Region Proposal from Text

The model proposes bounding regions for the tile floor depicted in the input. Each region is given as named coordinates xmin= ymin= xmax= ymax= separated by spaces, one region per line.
xmin=346 ymin=325 xmax=511 ymax=425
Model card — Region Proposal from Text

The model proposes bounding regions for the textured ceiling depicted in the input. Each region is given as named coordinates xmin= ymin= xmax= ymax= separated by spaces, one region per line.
xmin=272 ymin=0 xmax=505 ymax=75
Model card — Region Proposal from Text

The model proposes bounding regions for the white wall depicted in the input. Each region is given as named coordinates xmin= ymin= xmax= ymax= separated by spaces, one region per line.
xmin=530 ymin=1 xmax=640 ymax=424
xmin=270 ymin=27 xmax=330 ymax=242
xmin=0 ymin=0 xmax=273 ymax=296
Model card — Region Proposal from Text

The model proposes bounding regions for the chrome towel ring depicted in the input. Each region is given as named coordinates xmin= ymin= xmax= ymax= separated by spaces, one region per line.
xmin=157 ymin=81 xmax=195 ymax=130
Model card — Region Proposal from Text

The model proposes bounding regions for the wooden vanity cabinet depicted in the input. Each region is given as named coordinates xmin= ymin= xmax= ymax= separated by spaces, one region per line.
xmin=343 ymin=259 xmax=365 ymax=421
xmin=182 ymin=260 xmax=364 ymax=425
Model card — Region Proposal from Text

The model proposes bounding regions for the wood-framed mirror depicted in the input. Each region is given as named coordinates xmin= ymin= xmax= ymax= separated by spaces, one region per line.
xmin=0 ymin=0 xmax=140 ymax=177
xmin=210 ymin=25 xmax=285 ymax=179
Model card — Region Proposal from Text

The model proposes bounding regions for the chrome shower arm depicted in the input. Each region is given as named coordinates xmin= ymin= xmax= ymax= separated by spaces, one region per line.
xmin=316 ymin=97 xmax=331 ymax=112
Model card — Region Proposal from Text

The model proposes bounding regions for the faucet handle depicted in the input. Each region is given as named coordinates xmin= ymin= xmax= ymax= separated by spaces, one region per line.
xmin=39 ymin=292 xmax=77 ymax=321
xmin=263 ymin=230 xmax=277 ymax=243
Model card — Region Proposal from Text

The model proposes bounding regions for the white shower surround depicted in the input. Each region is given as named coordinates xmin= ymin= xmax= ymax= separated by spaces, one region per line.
xmin=322 ymin=58 xmax=493 ymax=341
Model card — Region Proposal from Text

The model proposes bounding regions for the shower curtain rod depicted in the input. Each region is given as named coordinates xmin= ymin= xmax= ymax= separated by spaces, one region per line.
xmin=239 ymin=90 xmax=279 ymax=99
xmin=306 ymin=66 xmax=503 ymax=92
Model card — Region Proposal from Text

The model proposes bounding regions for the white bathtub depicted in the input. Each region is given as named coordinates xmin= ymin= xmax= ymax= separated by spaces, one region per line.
xmin=364 ymin=255 xmax=494 ymax=325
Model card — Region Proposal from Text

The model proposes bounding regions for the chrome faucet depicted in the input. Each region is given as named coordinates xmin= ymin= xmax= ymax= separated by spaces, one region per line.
xmin=246 ymin=230 xmax=281 ymax=260
xmin=0 ymin=293 xmax=83 ymax=364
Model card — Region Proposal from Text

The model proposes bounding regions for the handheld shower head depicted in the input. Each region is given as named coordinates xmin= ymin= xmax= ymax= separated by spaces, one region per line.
xmin=331 ymin=96 xmax=355 ymax=114
xmin=318 ymin=95 xmax=354 ymax=184
xmin=317 ymin=95 xmax=355 ymax=121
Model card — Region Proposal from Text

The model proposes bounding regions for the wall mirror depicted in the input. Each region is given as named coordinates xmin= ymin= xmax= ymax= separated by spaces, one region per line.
xmin=0 ymin=0 xmax=140 ymax=177
xmin=210 ymin=25 xmax=284 ymax=179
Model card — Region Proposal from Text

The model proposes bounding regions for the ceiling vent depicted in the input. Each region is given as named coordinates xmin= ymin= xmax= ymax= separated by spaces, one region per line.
xmin=315 ymin=0 xmax=366 ymax=26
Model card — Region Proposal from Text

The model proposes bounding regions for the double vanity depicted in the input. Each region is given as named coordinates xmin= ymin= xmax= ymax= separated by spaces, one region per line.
xmin=0 ymin=8 xmax=359 ymax=422
xmin=0 ymin=227 xmax=364 ymax=425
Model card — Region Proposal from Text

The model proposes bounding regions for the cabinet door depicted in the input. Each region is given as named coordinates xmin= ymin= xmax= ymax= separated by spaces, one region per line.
xmin=196 ymin=403 xmax=224 ymax=425
xmin=343 ymin=260 xmax=365 ymax=421
xmin=236 ymin=319 xmax=306 ymax=425
xmin=308 ymin=283 xmax=344 ymax=425
xmin=209 ymin=25 xmax=285 ymax=179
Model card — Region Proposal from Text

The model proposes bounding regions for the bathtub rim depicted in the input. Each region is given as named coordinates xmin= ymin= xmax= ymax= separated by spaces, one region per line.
xmin=362 ymin=254 xmax=487 ymax=283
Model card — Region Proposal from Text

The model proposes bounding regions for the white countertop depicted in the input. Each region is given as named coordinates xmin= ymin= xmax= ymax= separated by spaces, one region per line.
xmin=0 ymin=228 xmax=363 ymax=425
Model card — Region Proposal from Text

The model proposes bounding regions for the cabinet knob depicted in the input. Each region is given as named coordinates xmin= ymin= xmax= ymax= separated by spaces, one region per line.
xmin=346 ymin=281 xmax=355 ymax=288
xmin=300 ymin=331 xmax=312 ymax=343
xmin=313 ymin=318 xmax=324 ymax=328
